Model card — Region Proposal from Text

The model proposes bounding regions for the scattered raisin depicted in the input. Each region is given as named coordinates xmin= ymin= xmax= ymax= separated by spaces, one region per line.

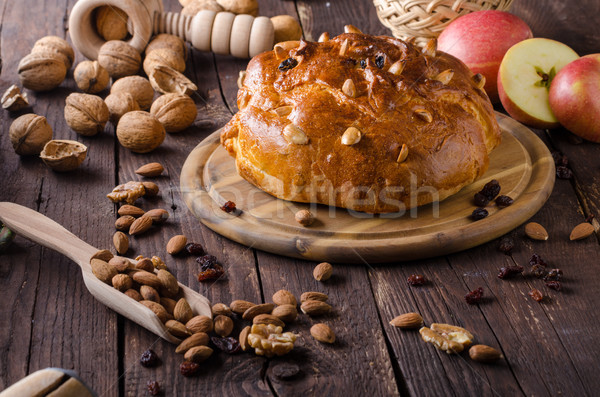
xmin=220 ymin=200 xmax=236 ymax=213
xmin=473 ymin=193 xmax=489 ymax=207
xmin=211 ymin=336 xmax=242 ymax=354
xmin=498 ymin=237 xmax=515 ymax=254
xmin=495 ymin=195 xmax=514 ymax=208
xmin=480 ymin=179 xmax=501 ymax=200
xmin=465 ymin=287 xmax=484 ymax=305
xmin=497 ymin=265 xmax=524 ymax=279
xmin=360 ymin=59 xmax=367 ymax=69
xmin=544 ymin=268 xmax=563 ymax=282
xmin=197 ymin=254 xmax=218 ymax=270
xmin=552 ymin=152 xmax=568 ymax=167
xmin=197 ymin=264 xmax=225 ymax=282
xmin=545 ymin=281 xmax=562 ymax=291
xmin=529 ymin=289 xmax=544 ymax=302
xmin=556 ymin=166 xmax=573 ymax=179
xmin=471 ymin=208 xmax=489 ymax=221
xmin=529 ymin=254 xmax=548 ymax=268
xmin=272 ymin=363 xmax=300 ymax=380
xmin=179 ymin=361 xmax=200 ymax=377
xmin=407 ymin=274 xmax=427 ymax=286
xmin=147 ymin=380 xmax=161 ymax=396
xmin=185 ymin=243 xmax=205 ymax=256
xmin=278 ymin=58 xmax=298 ymax=71
xmin=531 ymin=264 xmax=547 ymax=278
xmin=140 ymin=349 xmax=160 ymax=368
xmin=375 ymin=55 xmax=385 ymax=68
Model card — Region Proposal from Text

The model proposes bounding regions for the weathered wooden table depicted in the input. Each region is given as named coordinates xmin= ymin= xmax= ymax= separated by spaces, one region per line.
xmin=1 ymin=0 xmax=599 ymax=395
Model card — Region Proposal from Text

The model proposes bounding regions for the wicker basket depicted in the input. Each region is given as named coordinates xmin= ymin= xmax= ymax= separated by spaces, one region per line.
xmin=373 ymin=0 xmax=514 ymax=45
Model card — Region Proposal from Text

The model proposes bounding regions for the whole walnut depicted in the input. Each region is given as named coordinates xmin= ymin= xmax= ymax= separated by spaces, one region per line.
xmin=9 ymin=113 xmax=53 ymax=155
xmin=145 ymin=34 xmax=188 ymax=61
xmin=31 ymin=36 xmax=74 ymax=69
xmin=116 ymin=111 xmax=165 ymax=153
xmin=143 ymin=48 xmax=186 ymax=77
xmin=74 ymin=60 xmax=110 ymax=94
xmin=18 ymin=52 xmax=67 ymax=92
xmin=216 ymin=0 xmax=258 ymax=16
xmin=110 ymin=75 xmax=154 ymax=110
xmin=271 ymin=15 xmax=303 ymax=44
xmin=181 ymin=0 xmax=223 ymax=16
xmin=64 ymin=93 xmax=109 ymax=136
xmin=97 ymin=40 xmax=141 ymax=79
xmin=150 ymin=93 xmax=197 ymax=133
xmin=105 ymin=92 xmax=140 ymax=124
xmin=95 ymin=6 xmax=129 ymax=41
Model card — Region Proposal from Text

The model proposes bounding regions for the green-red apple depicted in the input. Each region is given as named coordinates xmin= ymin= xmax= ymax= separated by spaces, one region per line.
xmin=498 ymin=38 xmax=579 ymax=129
xmin=549 ymin=54 xmax=600 ymax=143
xmin=437 ymin=10 xmax=532 ymax=103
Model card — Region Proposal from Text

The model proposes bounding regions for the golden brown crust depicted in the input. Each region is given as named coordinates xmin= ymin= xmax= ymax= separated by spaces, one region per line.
xmin=221 ymin=33 xmax=501 ymax=213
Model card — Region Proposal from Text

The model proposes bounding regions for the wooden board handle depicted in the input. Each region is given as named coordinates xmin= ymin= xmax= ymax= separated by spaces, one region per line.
xmin=0 ymin=202 xmax=98 ymax=268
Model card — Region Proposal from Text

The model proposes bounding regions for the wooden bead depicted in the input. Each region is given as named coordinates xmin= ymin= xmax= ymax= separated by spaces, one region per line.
xmin=211 ymin=11 xmax=236 ymax=55
xmin=229 ymin=14 xmax=254 ymax=59
xmin=190 ymin=10 xmax=218 ymax=52
xmin=249 ymin=16 xmax=275 ymax=58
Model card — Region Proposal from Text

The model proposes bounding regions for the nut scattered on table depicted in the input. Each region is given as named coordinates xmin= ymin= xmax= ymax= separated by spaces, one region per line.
xmin=167 ymin=235 xmax=188 ymax=255
xmin=272 ymin=289 xmax=297 ymax=306
xmin=111 ymin=76 xmax=154 ymax=111
xmin=142 ymin=181 xmax=159 ymax=197
xmin=300 ymin=291 xmax=328 ymax=303
xmin=145 ymin=208 xmax=169 ymax=224
xmin=118 ymin=204 xmax=145 ymax=217
xmin=271 ymin=304 xmax=298 ymax=323
xmin=64 ymin=93 xmax=109 ymax=136
xmin=143 ymin=48 xmax=186 ymax=76
xmin=18 ymin=52 xmax=67 ymax=92
xmin=73 ymin=60 xmax=109 ymax=94
xmin=136 ymin=162 xmax=165 ymax=177
xmin=175 ymin=332 xmax=210 ymax=354
xmin=212 ymin=303 xmax=232 ymax=317
xmin=569 ymin=222 xmax=595 ymax=241
xmin=31 ymin=35 xmax=74 ymax=69
xmin=148 ymin=65 xmax=198 ymax=96
xmin=184 ymin=345 xmax=213 ymax=364
xmin=116 ymin=111 xmax=166 ymax=153
xmin=113 ymin=231 xmax=129 ymax=254
xmin=253 ymin=313 xmax=285 ymax=328
xmin=214 ymin=314 xmax=234 ymax=337
xmin=242 ymin=303 xmax=275 ymax=321
xmin=115 ymin=215 xmax=135 ymax=232
xmin=230 ymin=300 xmax=256 ymax=314
xmin=129 ymin=215 xmax=153 ymax=236
xmin=525 ymin=222 xmax=549 ymax=241
xmin=105 ymin=92 xmax=140 ymax=124
xmin=389 ymin=312 xmax=424 ymax=329
xmin=97 ymin=40 xmax=141 ymax=79
xmin=469 ymin=344 xmax=503 ymax=363
xmin=95 ymin=5 xmax=129 ymax=41
xmin=107 ymin=181 xmax=146 ymax=204
xmin=247 ymin=324 xmax=296 ymax=357
xmin=186 ymin=315 xmax=214 ymax=334
xmin=313 ymin=262 xmax=333 ymax=281
xmin=300 ymin=300 xmax=332 ymax=316
xmin=1 ymin=85 xmax=29 ymax=111
xmin=9 ymin=113 xmax=53 ymax=156
xmin=420 ymin=323 xmax=474 ymax=354
xmin=150 ymin=93 xmax=197 ymax=133
xmin=295 ymin=209 xmax=315 ymax=226
xmin=310 ymin=323 xmax=335 ymax=344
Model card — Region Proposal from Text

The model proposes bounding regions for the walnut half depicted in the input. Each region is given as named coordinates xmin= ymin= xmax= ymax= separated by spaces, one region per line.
xmin=247 ymin=324 xmax=297 ymax=357
xmin=419 ymin=323 xmax=473 ymax=354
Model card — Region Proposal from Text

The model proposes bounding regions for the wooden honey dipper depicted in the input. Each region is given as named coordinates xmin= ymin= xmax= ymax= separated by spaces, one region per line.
xmin=69 ymin=0 xmax=274 ymax=60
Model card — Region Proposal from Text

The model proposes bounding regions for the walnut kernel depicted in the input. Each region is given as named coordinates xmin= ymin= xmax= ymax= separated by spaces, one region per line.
xmin=107 ymin=181 xmax=146 ymax=204
xmin=247 ymin=324 xmax=296 ymax=357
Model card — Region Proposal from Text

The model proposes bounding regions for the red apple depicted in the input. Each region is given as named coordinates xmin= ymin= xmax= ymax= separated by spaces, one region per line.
xmin=437 ymin=10 xmax=532 ymax=103
xmin=498 ymin=38 xmax=579 ymax=129
xmin=549 ymin=54 xmax=600 ymax=143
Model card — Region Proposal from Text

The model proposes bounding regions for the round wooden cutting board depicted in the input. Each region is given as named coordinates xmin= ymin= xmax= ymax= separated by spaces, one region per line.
xmin=181 ymin=113 xmax=555 ymax=264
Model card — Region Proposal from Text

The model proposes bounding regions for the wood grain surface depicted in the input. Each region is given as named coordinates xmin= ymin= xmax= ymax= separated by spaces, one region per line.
xmin=0 ymin=0 xmax=599 ymax=396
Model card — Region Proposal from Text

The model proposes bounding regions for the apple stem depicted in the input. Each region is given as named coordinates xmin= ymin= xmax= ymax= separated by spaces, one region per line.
xmin=534 ymin=66 xmax=557 ymax=90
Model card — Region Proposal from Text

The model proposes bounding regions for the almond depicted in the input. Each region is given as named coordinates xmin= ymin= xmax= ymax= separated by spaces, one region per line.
xmin=135 ymin=162 xmax=164 ymax=177
xmin=142 ymin=181 xmax=159 ymax=197
xmin=135 ymin=258 xmax=154 ymax=272
xmin=90 ymin=258 xmax=118 ymax=284
xmin=118 ymin=204 xmax=145 ymax=217
xmin=174 ymin=298 xmax=194 ymax=323
xmin=271 ymin=304 xmax=298 ymax=323
xmin=212 ymin=303 xmax=232 ymax=317
xmin=310 ymin=323 xmax=335 ymax=344
xmin=112 ymin=231 xmax=129 ymax=254
xmin=90 ymin=249 xmax=113 ymax=262
xmin=186 ymin=315 xmax=213 ymax=334
xmin=167 ymin=234 xmax=187 ymax=255
xmin=525 ymin=222 xmax=548 ymax=241
xmin=145 ymin=208 xmax=169 ymax=224
xmin=132 ymin=270 xmax=162 ymax=289
xmin=389 ymin=312 xmax=424 ymax=329
xmin=239 ymin=325 xmax=251 ymax=351
xmin=313 ymin=262 xmax=333 ymax=281
xmin=160 ymin=297 xmax=177 ymax=315
xmin=469 ymin=344 xmax=503 ymax=362
xmin=301 ymin=300 xmax=331 ymax=316
xmin=253 ymin=313 xmax=285 ymax=328
xmin=569 ymin=222 xmax=595 ymax=241
xmin=230 ymin=299 xmax=256 ymax=314
xmin=184 ymin=345 xmax=213 ymax=364
xmin=129 ymin=214 xmax=152 ymax=235
xmin=214 ymin=314 xmax=234 ymax=337
xmin=175 ymin=332 xmax=210 ymax=354
xmin=115 ymin=215 xmax=135 ymax=231
xmin=140 ymin=285 xmax=160 ymax=302
xmin=272 ymin=289 xmax=297 ymax=306
xmin=157 ymin=269 xmax=179 ymax=297
xmin=112 ymin=273 xmax=132 ymax=291
xmin=242 ymin=303 xmax=275 ymax=321
xmin=166 ymin=319 xmax=192 ymax=338
xmin=108 ymin=256 xmax=132 ymax=272
xmin=124 ymin=289 xmax=142 ymax=301
xmin=140 ymin=300 xmax=168 ymax=323
xmin=300 ymin=291 xmax=328 ymax=303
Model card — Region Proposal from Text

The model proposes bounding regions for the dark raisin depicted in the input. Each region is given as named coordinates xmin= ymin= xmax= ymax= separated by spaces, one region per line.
xmin=272 ymin=363 xmax=300 ymax=380
xmin=529 ymin=289 xmax=544 ymax=302
xmin=407 ymin=274 xmax=427 ymax=286
xmin=552 ymin=152 xmax=568 ymax=167
xmin=360 ymin=59 xmax=367 ymax=69
xmin=197 ymin=264 xmax=224 ymax=282
xmin=531 ymin=264 xmax=547 ymax=278
xmin=180 ymin=361 xmax=200 ymax=377
xmin=471 ymin=208 xmax=489 ymax=221
xmin=185 ymin=243 xmax=205 ymax=256
xmin=498 ymin=237 xmax=515 ymax=254
xmin=278 ymin=57 xmax=298 ymax=71
xmin=545 ymin=281 xmax=562 ymax=291
xmin=140 ymin=349 xmax=160 ymax=368
xmin=147 ymin=380 xmax=161 ymax=396
xmin=465 ymin=287 xmax=484 ymax=305
xmin=211 ymin=336 xmax=242 ymax=354
xmin=544 ymin=268 xmax=563 ymax=282
xmin=495 ymin=195 xmax=514 ymax=208
xmin=529 ymin=254 xmax=548 ymax=268
xmin=497 ymin=265 xmax=524 ymax=279
xmin=556 ymin=166 xmax=573 ymax=179
xmin=473 ymin=192 xmax=490 ymax=207
xmin=197 ymin=254 xmax=218 ymax=269
xmin=220 ymin=200 xmax=236 ymax=213
xmin=480 ymin=179 xmax=501 ymax=200
xmin=375 ymin=55 xmax=385 ymax=68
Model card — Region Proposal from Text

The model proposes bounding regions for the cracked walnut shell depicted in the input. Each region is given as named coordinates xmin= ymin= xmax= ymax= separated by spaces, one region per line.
xmin=40 ymin=140 xmax=88 ymax=172
xmin=1 ymin=85 xmax=29 ymax=111
xmin=116 ymin=111 xmax=165 ymax=153
xmin=9 ymin=113 xmax=53 ymax=156
xmin=150 ymin=93 xmax=197 ymax=133
xmin=149 ymin=65 xmax=197 ymax=96
xmin=64 ymin=93 xmax=109 ymax=136
xmin=247 ymin=324 xmax=296 ymax=357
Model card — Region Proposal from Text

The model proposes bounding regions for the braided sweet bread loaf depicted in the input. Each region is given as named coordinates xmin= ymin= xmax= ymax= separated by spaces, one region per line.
xmin=221 ymin=28 xmax=501 ymax=213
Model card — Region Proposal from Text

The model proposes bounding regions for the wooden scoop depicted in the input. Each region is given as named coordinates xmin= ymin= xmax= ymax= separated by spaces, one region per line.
xmin=0 ymin=201 xmax=211 ymax=344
